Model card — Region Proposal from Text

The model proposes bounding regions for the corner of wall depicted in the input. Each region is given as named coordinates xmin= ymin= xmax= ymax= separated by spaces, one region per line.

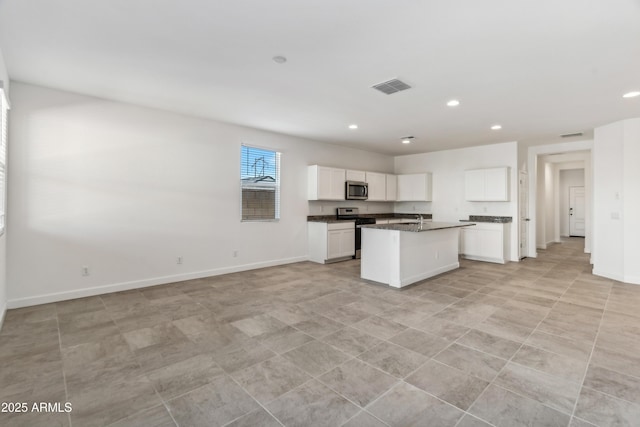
xmin=0 ymin=300 xmax=6 ymax=332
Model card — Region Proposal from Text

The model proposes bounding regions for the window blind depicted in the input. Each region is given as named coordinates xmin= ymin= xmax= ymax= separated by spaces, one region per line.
xmin=240 ymin=144 xmax=280 ymax=221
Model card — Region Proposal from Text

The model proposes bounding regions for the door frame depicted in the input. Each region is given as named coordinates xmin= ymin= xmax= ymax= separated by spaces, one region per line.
xmin=519 ymin=171 xmax=529 ymax=259
xmin=527 ymin=140 xmax=593 ymax=258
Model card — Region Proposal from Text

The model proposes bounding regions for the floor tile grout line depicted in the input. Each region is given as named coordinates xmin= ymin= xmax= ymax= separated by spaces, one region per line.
xmin=453 ymin=412 xmax=498 ymax=427
xmin=287 ymin=257 xmax=579 ymax=424
xmin=568 ymin=280 xmax=614 ymax=425
xmin=338 ymin=409 xmax=391 ymax=427
xmin=96 ymin=292 xmax=169 ymax=427
xmin=446 ymin=264 xmax=584 ymax=424
xmin=448 ymin=277 xmax=563 ymax=424
xmin=54 ymin=304 xmax=72 ymax=427
xmin=578 ymin=384 xmax=640 ymax=411
xmin=313 ymin=369 xmax=396 ymax=427
xmin=221 ymin=374 xmax=286 ymax=427
xmin=159 ymin=398 xmax=180 ymax=427
xmin=4 ymin=239 xmax=626 ymax=427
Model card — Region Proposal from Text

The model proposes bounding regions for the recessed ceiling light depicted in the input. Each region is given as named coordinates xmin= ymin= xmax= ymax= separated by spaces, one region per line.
xmin=623 ymin=91 xmax=640 ymax=98
xmin=348 ymin=124 xmax=358 ymax=130
xmin=447 ymin=99 xmax=460 ymax=107
xmin=491 ymin=125 xmax=502 ymax=130
xmin=401 ymin=136 xmax=414 ymax=144
xmin=272 ymin=55 xmax=287 ymax=64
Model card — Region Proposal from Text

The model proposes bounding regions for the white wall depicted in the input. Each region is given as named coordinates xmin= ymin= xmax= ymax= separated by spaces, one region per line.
xmin=559 ymin=168 xmax=584 ymax=237
xmin=7 ymin=83 xmax=394 ymax=307
xmin=544 ymin=163 xmax=556 ymax=247
xmin=622 ymin=119 xmax=640 ymax=284
xmin=0 ymin=47 xmax=8 ymax=328
xmin=394 ymin=141 xmax=519 ymax=261
xmin=535 ymin=157 xmax=546 ymax=248
xmin=591 ymin=117 xmax=640 ymax=284
xmin=593 ymin=121 xmax=625 ymax=281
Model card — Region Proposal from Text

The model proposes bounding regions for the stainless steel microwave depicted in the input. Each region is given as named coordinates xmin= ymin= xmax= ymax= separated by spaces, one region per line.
xmin=345 ymin=181 xmax=368 ymax=200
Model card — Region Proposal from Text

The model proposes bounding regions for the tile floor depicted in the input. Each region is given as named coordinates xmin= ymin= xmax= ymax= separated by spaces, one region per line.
xmin=1 ymin=238 xmax=640 ymax=426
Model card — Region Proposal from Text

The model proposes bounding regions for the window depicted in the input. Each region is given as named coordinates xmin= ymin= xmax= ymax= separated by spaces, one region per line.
xmin=0 ymin=87 xmax=8 ymax=234
xmin=240 ymin=144 xmax=280 ymax=221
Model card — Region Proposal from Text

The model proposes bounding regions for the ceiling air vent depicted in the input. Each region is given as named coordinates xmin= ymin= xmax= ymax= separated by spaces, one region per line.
xmin=372 ymin=78 xmax=411 ymax=95
xmin=561 ymin=132 xmax=583 ymax=138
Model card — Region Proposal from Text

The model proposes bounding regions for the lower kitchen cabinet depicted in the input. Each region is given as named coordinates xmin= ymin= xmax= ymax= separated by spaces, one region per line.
xmin=460 ymin=222 xmax=510 ymax=264
xmin=308 ymin=222 xmax=355 ymax=263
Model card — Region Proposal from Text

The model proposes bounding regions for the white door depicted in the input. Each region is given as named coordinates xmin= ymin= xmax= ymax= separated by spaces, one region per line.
xmin=569 ymin=186 xmax=586 ymax=237
xmin=519 ymin=171 xmax=529 ymax=259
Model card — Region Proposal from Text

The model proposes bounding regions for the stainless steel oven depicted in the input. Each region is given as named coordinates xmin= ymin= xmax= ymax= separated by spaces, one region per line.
xmin=345 ymin=181 xmax=368 ymax=200
xmin=337 ymin=207 xmax=375 ymax=259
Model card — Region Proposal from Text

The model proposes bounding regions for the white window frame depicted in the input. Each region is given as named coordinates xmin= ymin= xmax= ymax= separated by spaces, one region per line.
xmin=240 ymin=144 xmax=281 ymax=222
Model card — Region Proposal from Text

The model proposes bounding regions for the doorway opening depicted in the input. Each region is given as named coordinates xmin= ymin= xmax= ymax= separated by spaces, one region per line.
xmin=526 ymin=141 xmax=593 ymax=260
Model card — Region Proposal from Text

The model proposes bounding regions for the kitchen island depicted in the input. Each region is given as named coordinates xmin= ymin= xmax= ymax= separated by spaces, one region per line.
xmin=360 ymin=222 xmax=474 ymax=288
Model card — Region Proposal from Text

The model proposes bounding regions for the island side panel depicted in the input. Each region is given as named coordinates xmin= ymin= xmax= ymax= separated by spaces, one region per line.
xmin=398 ymin=228 xmax=461 ymax=287
xmin=360 ymin=228 xmax=401 ymax=286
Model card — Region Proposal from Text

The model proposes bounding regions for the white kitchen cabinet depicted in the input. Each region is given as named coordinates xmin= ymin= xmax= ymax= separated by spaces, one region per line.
xmin=346 ymin=169 xmax=366 ymax=182
xmin=366 ymin=172 xmax=387 ymax=201
xmin=308 ymin=165 xmax=345 ymax=200
xmin=460 ymin=222 xmax=510 ymax=264
xmin=465 ymin=167 xmax=509 ymax=201
xmin=308 ymin=221 xmax=355 ymax=263
xmin=375 ymin=219 xmax=389 ymax=224
xmin=396 ymin=173 xmax=432 ymax=201
xmin=385 ymin=174 xmax=397 ymax=201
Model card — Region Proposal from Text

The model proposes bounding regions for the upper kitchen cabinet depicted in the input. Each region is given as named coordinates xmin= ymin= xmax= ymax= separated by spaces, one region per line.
xmin=465 ymin=167 xmax=510 ymax=201
xmin=346 ymin=169 xmax=366 ymax=182
xmin=386 ymin=174 xmax=397 ymax=201
xmin=308 ymin=165 xmax=345 ymax=200
xmin=365 ymin=172 xmax=386 ymax=201
xmin=396 ymin=173 xmax=432 ymax=201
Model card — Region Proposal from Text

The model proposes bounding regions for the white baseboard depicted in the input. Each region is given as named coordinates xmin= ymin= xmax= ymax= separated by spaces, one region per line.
xmin=461 ymin=254 xmax=507 ymax=264
xmin=7 ymin=256 xmax=308 ymax=309
xmin=393 ymin=262 xmax=460 ymax=288
xmin=592 ymin=269 xmax=624 ymax=283
xmin=622 ymin=275 xmax=640 ymax=285
xmin=593 ymin=270 xmax=640 ymax=285
xmin=537 ymin=244 xmax=547 ymax=250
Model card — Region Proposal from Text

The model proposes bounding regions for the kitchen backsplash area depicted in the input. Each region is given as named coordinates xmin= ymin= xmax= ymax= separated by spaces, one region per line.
xmin=308 ymin=200 xmax=433 ymax=216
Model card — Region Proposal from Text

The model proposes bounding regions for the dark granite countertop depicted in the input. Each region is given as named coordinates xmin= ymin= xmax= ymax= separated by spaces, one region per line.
xmin=460 ymin=215 xmax=512 ymax=223
xmin=307 ymin=213 xmax=432 ymax=223
xmin=360 ymin=221 xmax=474 ymax=232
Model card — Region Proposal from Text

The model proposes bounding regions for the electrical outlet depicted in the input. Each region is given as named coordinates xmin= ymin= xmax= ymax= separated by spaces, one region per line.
xmin=177 ymin=256 xmax=183 ymax=265
xmin=81 ymin=266 xmax=89 ymax=277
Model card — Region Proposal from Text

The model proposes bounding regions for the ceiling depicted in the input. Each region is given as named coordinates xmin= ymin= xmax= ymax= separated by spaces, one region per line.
xmin=1 ymin=0 xmax=639 ymax=155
